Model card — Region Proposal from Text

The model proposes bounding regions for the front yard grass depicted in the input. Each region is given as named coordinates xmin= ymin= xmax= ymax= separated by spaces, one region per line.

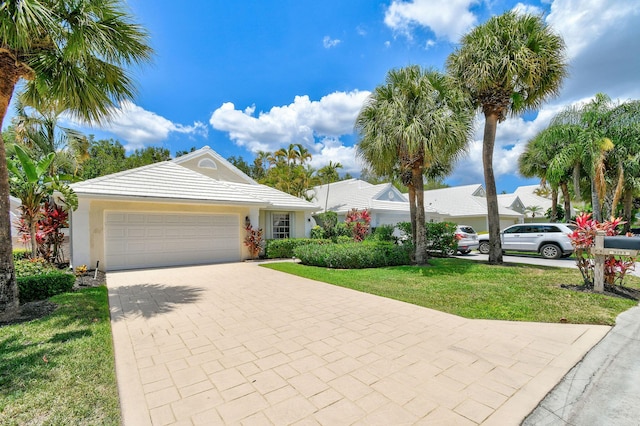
xmin=0 ymin=286 xmax=120 ymax=425
xmin=263 ymin=258 xmax=640 ymax=325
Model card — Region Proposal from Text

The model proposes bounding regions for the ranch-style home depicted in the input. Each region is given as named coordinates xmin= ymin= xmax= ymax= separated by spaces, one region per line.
xmin=70 ymin=146 xmax=319 ymax=271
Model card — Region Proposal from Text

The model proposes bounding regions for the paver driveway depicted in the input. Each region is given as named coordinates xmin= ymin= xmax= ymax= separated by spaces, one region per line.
xmin=107 ymin=262 xmax=609 ymax=425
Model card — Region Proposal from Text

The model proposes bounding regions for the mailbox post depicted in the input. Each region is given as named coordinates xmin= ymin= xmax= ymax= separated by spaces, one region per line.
xmin=591 ymin=231 xmax=640 ymax=292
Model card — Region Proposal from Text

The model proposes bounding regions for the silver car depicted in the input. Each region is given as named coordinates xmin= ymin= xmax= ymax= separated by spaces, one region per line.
xmin=453 ymin=225 xmax=479 ymax=255
xmin=477 ymin=223 xmax=574 ymax=259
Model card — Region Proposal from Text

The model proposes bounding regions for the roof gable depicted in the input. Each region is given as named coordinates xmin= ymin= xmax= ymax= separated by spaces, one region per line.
xmin=173 ymin=146 xmax=255 ymax=184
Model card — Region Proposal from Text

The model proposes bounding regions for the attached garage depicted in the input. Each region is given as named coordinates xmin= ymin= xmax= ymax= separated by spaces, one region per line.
xmin=104 ymin=212 xmax=241 ymax=270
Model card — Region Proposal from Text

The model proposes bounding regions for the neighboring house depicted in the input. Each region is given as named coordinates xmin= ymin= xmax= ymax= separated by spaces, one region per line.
xmin=310 ymin=179 xmax=442 ymax=228
xmin=423 ymin=184 xmax=524 ymax=233
xmin=514 ymin=184 xmax=574 ymax=221
xmin=70 ymin=146 xmax=319 ymax=271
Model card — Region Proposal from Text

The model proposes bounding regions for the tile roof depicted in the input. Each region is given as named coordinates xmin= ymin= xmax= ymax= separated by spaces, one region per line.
xmin=310 ymin=179 xmax=429 ymax=214
xmin=424 ymin=184 xmax=523 ymax=218
xmin=71 ymin=161 xmax=319 ymax=210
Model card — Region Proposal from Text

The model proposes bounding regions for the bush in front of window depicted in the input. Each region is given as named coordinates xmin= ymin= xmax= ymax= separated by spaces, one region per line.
xmin=293 ymin=241 xmax=411 ymax=269
xmin=265 ymin=238 xmax=332 ymax=259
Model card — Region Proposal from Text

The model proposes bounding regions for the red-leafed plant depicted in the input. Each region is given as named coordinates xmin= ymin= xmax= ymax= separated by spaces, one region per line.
xmin=345 ymin=209 xmax=371 ymax=242
xmin=15 ymin=201 xmax=69 ymax=264
xmin=244 ymin=224 xmax=264 ymax=259
xmin=569 ymin=212 xmax=636 ymax=286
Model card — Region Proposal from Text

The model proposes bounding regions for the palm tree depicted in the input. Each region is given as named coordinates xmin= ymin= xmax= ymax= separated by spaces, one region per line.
xmin=523 ymin=205 xmax=543 ymax=220
xmin=356 ymin=65 xmax=473 ymax=265
xmin=317 ymin=161 xmax=343 ymax=211
xmin=447 ymin=11 xmax=567 ymax=264
xmin=11 ymin=99 xmax=89 ymax=177
xmin=0 ymin=0 xmax=152 ymax=314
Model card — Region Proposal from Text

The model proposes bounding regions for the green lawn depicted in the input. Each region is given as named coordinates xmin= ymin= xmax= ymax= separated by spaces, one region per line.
xmin=0 ymin=287 xmax=120 ymax=426
xmin=263 ymin=258 xmax=639 ymax=325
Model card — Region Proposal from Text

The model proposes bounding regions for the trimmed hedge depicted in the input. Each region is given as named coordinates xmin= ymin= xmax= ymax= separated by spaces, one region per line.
xmin=265 ymin=238 xmax=332 ymax=259
xmin=17 ymin=271 xmax=76 ymax=303
xmin=293 ymin=241 xmax=411 ymax=269
xmin=13 ymin=248 xmax=31 ymax=261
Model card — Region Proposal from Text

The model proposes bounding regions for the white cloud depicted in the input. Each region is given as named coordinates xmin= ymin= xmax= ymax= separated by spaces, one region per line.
xmin=84 ymin=101 xmax=208 ymax=151
xmin=209 ymin=91 xmax=371 ymax=174
xmin=384 ymin=0 xmax=478 ymax=42
xmin=323 ymin=36 xmax=341 ymax=48
xmin=512 ymin=2 xmax=543 ymax=16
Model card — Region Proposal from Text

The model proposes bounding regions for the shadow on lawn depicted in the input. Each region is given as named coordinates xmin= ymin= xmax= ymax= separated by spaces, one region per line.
xmin=109 ymin=284 xmax=204 ymax=321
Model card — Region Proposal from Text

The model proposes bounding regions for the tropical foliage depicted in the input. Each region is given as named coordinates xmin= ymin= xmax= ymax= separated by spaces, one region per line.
xmin=355 ymin=65 xmax=473 ymax=265
xmin=447 ymin=10 xmax=567 ymax=264
xmin=569 ymin=213 xmax=636 ymax=287
xmin=0 ymin=0 xmax=153 ymax=313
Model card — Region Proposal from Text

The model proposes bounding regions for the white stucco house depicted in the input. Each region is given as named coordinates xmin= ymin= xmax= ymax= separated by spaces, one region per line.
xmin=70 ymin=146 xmax=319 ymax=271
xmin=10 ymin=195 xmax=22 ymax=244
xmin=310 ymin=179 xmax=443 ymax=228
xmin=423 ymin=184 xmax=524 ymax=233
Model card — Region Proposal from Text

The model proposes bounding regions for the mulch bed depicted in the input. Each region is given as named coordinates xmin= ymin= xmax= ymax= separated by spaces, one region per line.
xmin=0 ymin=269 xmax=106 ymax=327
xmin=560 ymin=283 xmax=640 ymax=301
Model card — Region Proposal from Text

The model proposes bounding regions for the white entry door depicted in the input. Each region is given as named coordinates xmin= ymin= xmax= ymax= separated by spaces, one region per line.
xmin=104 ymin=212 xmax=240 ymax=270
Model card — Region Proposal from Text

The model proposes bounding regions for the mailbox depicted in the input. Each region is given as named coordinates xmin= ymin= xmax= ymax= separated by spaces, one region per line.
xmin=604 ymin=236 xmax=640 ymax=250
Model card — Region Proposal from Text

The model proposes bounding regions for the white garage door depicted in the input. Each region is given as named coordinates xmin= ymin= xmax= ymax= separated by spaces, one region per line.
xmin=105 ymin=212 xmax=241 ymax=270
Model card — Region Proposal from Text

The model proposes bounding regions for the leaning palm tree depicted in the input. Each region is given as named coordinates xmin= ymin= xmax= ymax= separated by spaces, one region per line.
xmin=447 ymin=10 xmax=567 ymax=264
xmin=356 ymin=65 xmax=473 ymax=265
xmin=0 ymin=0 xmax=152 ymax=314
xmin=317 ymin=161 xmax=343 ymax=211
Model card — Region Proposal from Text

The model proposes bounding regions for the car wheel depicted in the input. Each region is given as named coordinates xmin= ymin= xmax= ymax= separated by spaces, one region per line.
xmin=459 ymin=249 xmax=471 ymax=255
xmin=445 ymin=248 xmax=456 ymax=256
xmin=478 ymin=241 xmax=490 ymax=254
xmin=540 ymin=243 xmax=561 ymax=259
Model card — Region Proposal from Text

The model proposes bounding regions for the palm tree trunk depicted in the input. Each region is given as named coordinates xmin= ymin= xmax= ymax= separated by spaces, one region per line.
xmin=407 ymin=184 xmax=417 ymax=262
xmin=591 ymin=179 xmax=602 ymax=222
xmin=622 ymin=190 xmax=633 ymax=234
xmin=413 ymin=165 xmax=428 ymax=265
xmin=482 ymin=112 xmax=503 ymax=264
xmin=560 ymin=181 xmax=572 ymax=222
xmin=0 ymin=55 xmax=22 ymax=314
xmin=551 ymin=186 xmax=558 ymax=222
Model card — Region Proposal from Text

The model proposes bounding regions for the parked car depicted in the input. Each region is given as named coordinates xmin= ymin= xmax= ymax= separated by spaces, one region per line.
xmin=477 ymin=223 xmax=574 ymax=259
xmin=451 ymin=225 xmax=479 ymax=255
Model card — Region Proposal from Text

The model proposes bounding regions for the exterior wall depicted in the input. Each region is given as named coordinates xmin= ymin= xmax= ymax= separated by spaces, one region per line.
xmin=72 ymin=198 xmax=253 ymax=270
xmin=374 ymin=212 xmax=411 ymax=228
xmin=260 ymin=210 xmax=309 ymax=239
xmin=178 ymin=156 xmax=250 ymax=183
xmin=500 ymin=217 xmax=522 ymax=230
xmin=449 ymin=217 xmax=488 ymax=233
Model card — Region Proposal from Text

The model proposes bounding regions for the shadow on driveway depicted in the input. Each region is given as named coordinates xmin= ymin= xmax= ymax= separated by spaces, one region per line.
xmin=108 ymin=283 xmax=204 ymax=321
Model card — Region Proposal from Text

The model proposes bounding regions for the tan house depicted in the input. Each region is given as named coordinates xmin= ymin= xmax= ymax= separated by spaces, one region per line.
xmin=70 ymin=146 xmax=319 ymax=271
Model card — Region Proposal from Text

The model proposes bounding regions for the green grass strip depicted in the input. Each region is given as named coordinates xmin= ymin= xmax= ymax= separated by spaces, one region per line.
xmin=0 ymin=287 xmax=120 ymax=426
xmin=263 ymin=258 xmax=639 ymax=325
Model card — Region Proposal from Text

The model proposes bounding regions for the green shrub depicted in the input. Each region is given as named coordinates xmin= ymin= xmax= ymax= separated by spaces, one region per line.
xmin=293 ymin=241 xmax=411 ymax=269
xmin=265 ymin=238 xmax=331 ymax=258
xmin=372 ymin=224 xmax=396 ymax=242
xmin=310 ymin=225 xmax=325 ymax=239
xmin=425 ymin=222 xmax=458 ymax=256
xmin=334 ymin=222 xmax=351 ymax=238
xmin=335 ymin=235 xmax=353 ymax=244
xmin=17 ymin=271 xmax=76 ymax=303
xmin=15 ymin=258 xmax=58 ymax=277
xmin=13 ymin=248 xmax=31 ymax=261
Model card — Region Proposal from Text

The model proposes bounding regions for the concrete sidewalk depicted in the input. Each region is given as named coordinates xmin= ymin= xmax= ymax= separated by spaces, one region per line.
xmin=107 ymin=263 xmax=610 ymax=425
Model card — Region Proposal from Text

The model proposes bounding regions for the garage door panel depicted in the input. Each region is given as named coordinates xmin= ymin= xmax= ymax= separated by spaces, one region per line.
xmin=105 ymin=212 xmax=241 ymax=270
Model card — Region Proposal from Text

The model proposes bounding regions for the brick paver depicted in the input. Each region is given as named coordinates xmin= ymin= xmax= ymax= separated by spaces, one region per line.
xmin=107 ymin=263 xmax=609 ymax=425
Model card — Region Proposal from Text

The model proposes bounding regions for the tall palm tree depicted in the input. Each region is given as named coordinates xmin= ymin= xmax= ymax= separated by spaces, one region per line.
xmin=356 ymin=65 xmax=473 ymax=265
xmin=0 ymin=0 xmax=152 ymax=314
xmin=317 ymin=161 xmax=343 ymax=211
xmin=447 ymin=10 xmax=567 ymax=264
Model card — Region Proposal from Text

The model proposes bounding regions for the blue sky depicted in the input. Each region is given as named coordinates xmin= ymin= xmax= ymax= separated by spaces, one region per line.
xmin=10 ymin=0 xmax=640 ymax=193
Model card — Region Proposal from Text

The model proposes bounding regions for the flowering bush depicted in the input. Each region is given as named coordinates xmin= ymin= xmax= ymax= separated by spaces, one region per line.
xmin=569 ymin=213 xmax=636 ymax=286
xmin=244 ymin=224 xmax=264 ymax=259
xmin=16 ymin=201 xmax=69 ymax=264
xmin=345 ymin=209 xmax=371 ymax=242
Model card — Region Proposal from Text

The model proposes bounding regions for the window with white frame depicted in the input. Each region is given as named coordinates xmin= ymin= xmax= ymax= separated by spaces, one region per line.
xmin=272 ymin=213 xmax=290 ymax=239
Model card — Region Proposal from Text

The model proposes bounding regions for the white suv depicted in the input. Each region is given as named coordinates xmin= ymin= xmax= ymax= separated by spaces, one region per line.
xmin=477 ymin=223 xmax=574 ymax=259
